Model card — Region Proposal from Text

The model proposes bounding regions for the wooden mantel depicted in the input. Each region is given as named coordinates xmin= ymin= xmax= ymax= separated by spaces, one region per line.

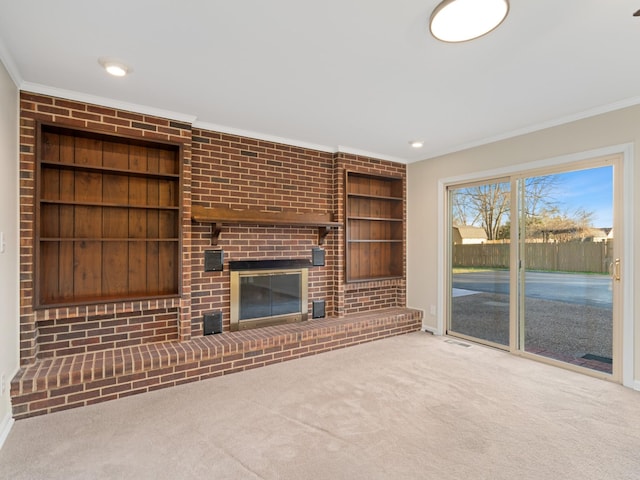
xmin=191 ymin=205 xmax=341 ymax=246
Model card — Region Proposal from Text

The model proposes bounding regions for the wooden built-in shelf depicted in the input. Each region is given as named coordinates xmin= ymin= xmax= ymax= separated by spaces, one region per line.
xmin=36 ymin=122 xmax=181 ymax=307
xmin=345 ymin=171 xmax=404 ymax=282
xmin=191 ymin=204 xmax=341 ymax=246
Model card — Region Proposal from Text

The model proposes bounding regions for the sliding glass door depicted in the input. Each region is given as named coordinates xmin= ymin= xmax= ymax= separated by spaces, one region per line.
xmin=519 ymin=166 xmax=615 ymax=374
xmin=448 ymin=179 xmax=510 ymax=349
xmin=447 ymin=158 xmax=620 ymax=378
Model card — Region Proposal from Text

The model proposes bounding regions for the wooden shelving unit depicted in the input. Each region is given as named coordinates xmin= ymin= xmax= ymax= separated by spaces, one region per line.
xmin=345 ymin=171 xmax=404 ymax=282
xmin=36 ymin=124 xmax=181 ymax=307
xmin=191 ymin=205 xmax=340 ymax=246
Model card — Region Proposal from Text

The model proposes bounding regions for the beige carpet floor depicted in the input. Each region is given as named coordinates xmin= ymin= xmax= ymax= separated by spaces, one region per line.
xmin=1 ymin=332 xmax=640 ymax=479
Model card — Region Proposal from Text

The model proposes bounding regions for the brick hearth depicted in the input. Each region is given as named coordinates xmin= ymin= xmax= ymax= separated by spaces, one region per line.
xmin=11 ymin=308 xmax=422 ymax=419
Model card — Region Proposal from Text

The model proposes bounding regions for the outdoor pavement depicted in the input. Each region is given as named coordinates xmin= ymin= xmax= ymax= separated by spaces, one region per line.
xmin=453 ymin=270 xmax=613 ymax=308
xmin=450 ymin=271 xmax=613 ymax=373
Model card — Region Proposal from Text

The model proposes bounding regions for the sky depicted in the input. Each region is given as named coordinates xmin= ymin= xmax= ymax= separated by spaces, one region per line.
xmin=548 ymin=166 xmax=613 ymax=228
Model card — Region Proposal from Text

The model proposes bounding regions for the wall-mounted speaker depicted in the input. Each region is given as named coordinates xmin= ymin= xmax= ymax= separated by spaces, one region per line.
xmin=312 ymin=300 xmax=326 ymax=319
xmin=312 ymin=247 xmax=325 ymax=267
xmin=205 ymin=249 xmax=224 ymax=272
xmin=203 ymin=311 xmax=223 ymax=335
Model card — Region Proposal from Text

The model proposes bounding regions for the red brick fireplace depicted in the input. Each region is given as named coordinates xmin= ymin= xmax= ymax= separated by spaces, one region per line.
xmin=11 ymin=92 xmax=422 ymax=418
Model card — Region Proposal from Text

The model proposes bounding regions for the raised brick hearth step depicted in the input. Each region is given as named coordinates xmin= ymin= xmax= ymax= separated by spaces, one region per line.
xmin=11 ymin=307 xmax=423 ymax=419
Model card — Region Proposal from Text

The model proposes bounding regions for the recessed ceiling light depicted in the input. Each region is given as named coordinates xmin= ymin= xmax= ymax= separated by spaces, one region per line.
xmin=430 ymin=0 xmax=509 ymax=43
xmin=98 ymin=58 xmax=130 ymax=77
xmin=410 ymin=141 xmax=424 ymax=148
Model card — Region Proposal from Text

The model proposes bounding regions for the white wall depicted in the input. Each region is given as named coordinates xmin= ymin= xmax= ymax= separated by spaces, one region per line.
xmin=408 ymin=104 xmax=640 ymax=384
xmin=0 ymin=59 xmax=19 ymax=448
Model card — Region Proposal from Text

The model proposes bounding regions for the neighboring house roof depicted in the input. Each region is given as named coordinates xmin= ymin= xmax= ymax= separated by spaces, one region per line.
xmin=453 ymin=225 xmax=487 ymax=240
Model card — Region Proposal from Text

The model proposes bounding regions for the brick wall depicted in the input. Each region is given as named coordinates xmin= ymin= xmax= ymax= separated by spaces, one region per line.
xmin=190 ymin=129 xmax=338 ymax=334
xmin=19 ymin=93 xmax=193 ymax=364
xmin=18 ymin=91 xmax=406 ymax=363
xmin=36 ymin=305 xmax=179 ymax=359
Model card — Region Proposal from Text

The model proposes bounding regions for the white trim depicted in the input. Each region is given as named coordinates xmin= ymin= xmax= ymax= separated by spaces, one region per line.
xmin=423 ymin=325 xmax=441 ymax=336
xmin=438 ymin=143 xmax=635 ymax=387
xmin=193 ymin=120 xmax=335 ymax=154
xmin=336 ymin=145 xmax=407 ymax=164
xmin=436 ymin=177 xmax=446 ymax=336
xmin=422 ymin=97 xmax=640 ymax=161
xmin=16 ymin=85 xmax=408 ymax=163
xmin=0 ymin=411 xmax=14 ymax=451
xmin=21 ymin=82 xmax=198 ymax=124
xmin=620 ymin=143 xmax=635 ymax=388
xmin=439 ymin=144 xmax=632 ymax=185
xmin=0 ymin=38 xmax=22 ymax=88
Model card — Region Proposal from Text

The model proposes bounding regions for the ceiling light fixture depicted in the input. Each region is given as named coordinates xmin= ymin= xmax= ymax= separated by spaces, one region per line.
xmin=430 ymin=0 xmax=509 ymax=43
xmin=410 ymin=140 xmax=424 ymax=148
xmin=98 ymin=58 xmax=130 ymax=77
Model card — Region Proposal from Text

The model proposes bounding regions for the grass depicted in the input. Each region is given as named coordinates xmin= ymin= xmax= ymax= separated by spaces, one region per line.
xmin=452 ymin=267 xmax=507 ymax=274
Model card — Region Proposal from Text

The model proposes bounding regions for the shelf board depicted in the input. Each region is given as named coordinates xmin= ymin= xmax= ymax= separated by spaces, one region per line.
xmin=347 ymin=216 xmax=403 ymax=222
xmin=347 ymin=239 xmax=403 ymax=243
xmin=40 ymin=199 xmax=179 ymax=210
xmin=41 ymin=160 xmax=179 ymax=180
xmin=192 ymin=205 xmax=341 ymax=246
xmin=40 ymin=238 xmax=179 ymax=242
xmin=346 ymin=275 xmax=404 ymax=283
xmin=347 ymin=193 xmax=402 ymax=201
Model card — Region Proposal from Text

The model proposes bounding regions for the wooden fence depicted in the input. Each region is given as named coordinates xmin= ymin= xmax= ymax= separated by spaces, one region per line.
xmin=452 ymin=241 xmax=613 ymax=273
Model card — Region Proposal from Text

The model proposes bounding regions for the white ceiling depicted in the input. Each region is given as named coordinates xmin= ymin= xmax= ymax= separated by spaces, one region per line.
xmin=1 ymin=0 xmax=639 ymax=163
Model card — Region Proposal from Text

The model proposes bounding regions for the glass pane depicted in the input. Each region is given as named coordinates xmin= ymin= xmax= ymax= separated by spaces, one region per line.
xmin=270 ymin=274 xmax=301 ymax=316
xmin=449 ymin=181 xmax=510 ymax=347
xmin=239 ymin=276 xmax=272 ymax=320
xmin=520 ymin=167 xmax=613 ymax=374
xmin=239 ymin=273 xmax=301 ymax=320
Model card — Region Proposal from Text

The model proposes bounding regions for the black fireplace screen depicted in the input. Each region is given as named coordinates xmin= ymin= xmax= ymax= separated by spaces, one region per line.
xmin=239 ymin=273 xmax=302 ymax=321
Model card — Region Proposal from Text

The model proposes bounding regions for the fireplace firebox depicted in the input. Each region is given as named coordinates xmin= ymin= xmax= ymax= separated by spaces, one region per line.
xmin=230 ymin=260 xmax=310 ymax=331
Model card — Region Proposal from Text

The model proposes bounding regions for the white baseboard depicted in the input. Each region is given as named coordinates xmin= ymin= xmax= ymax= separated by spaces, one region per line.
xmin=423 ymin=325 xmax=441 ymax=336
xmin=632 ymin=380 xmax=640 ymax=392
xmin=0 ymin=411 xmax=14 ymax=451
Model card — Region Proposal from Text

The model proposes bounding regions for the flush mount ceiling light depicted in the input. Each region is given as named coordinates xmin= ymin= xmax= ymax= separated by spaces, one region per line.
xmin=98 ymin=58 xmax=130 ymax=77
xmin=410 ymin=140 xmax=424 ymax=148
xmin=430 ymin=0 xmax=509 ymax=43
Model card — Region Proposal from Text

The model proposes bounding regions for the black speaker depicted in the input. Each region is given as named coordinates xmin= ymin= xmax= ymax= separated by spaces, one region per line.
xmin=203 ymin=311 xmax=223 ymax=335
xmin=312 ymin=300 xmax=326 ymax=319
xmin=312 ymin=247 xmax=325 ymax=267
xmin=204 ymin=249 xmax=224 ymax=272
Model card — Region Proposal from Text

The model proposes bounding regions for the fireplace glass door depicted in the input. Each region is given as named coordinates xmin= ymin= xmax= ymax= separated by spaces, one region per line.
xmin=240 ymin=273 xmax=301 ymax=320
xmin=230 ymin=267 xmax=309 ymax=331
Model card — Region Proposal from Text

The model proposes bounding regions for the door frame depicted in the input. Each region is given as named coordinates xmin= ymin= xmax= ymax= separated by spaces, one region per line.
xmin=436 ymin=144 xmax=634 ymax=387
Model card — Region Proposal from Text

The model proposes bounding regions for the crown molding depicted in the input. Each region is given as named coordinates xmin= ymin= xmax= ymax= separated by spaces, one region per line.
xmin=18 ymin=83 xmax=404 ymax=162
xmin=336 ymin=145 xmax=407 ymax=164
xmin=21 ymin=82 xmax=197 ymax=124
xmin=421 ymin=94 xmax=640 ymax=161
xmin=192 ymin=120 xmax=335 ymax=154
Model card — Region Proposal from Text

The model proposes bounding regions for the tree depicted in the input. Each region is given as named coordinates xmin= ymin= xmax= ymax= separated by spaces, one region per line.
xmin=452 ymin=175 xmax=561 ymax=241
xmin=530 ymin=206 xmax=596 ymax=242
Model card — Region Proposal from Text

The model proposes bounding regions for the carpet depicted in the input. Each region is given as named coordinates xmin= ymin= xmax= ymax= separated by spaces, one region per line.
xmin=1 ymin=332 xmax=639 ymax=479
